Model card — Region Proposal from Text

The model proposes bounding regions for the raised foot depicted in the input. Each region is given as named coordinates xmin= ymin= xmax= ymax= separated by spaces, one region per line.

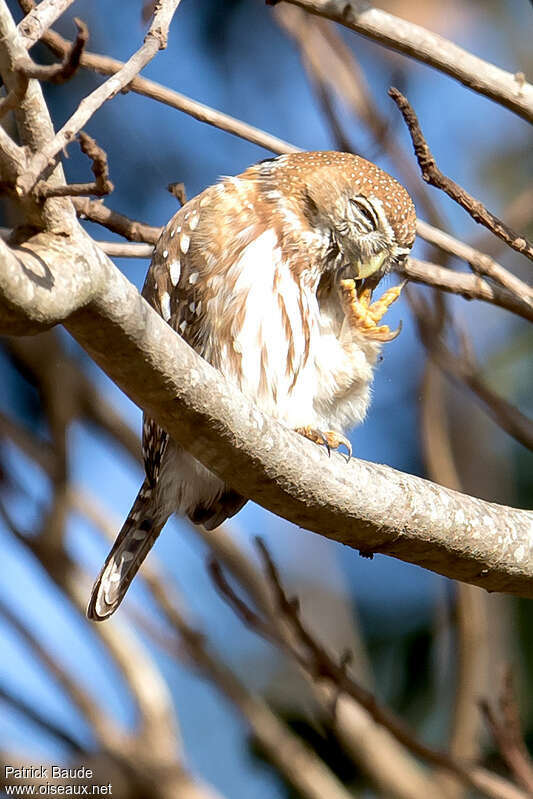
xmin=296 ymin=426 xmax=352 ymax=462
xmin=339 ymin=279 xmax=405 ymax=342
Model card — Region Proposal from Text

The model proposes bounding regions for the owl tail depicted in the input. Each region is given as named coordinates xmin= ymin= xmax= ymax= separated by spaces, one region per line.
xmin=87 ymin=481 xmax=168 ymax=621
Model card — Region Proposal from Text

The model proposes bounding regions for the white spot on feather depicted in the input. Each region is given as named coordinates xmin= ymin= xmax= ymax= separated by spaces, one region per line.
xmin=161 ymin=291 xmax=171 ymax=321
xmin=180 ymin=233 xmax=190 ymax=254
xmin=189 ymin=272 xmax=199 ymax=285
xmin=169 ymin=260 xmax=181 ymax=286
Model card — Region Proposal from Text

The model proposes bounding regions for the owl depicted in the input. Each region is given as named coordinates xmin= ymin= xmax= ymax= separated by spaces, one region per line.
xmin=88 ymin=151 xmax=416 ymax=620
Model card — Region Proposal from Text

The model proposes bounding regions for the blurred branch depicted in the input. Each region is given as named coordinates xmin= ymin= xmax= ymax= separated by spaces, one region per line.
xmin=420 ymin=362 xmax=489 ymax=799
xmin=279 ymin=0 xmax=533 ymax=123
xmin=0 ymin=684 xmax=82 ymax=751
xmin=5 ymin=332 xmax=141 ymax=466
xmin=0 ymin=591 xmax=124 ymax=751
xmin=211 ymin=538 xmax=526 ymax=799
xmin=73 ymin=489 xmax=355 ymax=799
xmin=482 ymin=670 xmax=533 ymax=794
xmin=192 ymin=524 xmax=436 ymax=799
xmin=389 ymin=88 xmax=533 ymax=262
xmin=16 ymin=0 xmax=183 ymax=196
xmin=411 ymin=293 xmax=533 ymax=451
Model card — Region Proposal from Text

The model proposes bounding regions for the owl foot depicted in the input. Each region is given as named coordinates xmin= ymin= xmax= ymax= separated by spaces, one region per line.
xmin=296 ymin=426 xmax=352 ymax=462
xmin=340 ymin=279 xmax=405 ymax=342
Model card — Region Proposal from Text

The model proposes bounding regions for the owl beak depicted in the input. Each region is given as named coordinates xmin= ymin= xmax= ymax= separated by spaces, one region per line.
xmin=355 ymin=250 xmax=388 ymax=280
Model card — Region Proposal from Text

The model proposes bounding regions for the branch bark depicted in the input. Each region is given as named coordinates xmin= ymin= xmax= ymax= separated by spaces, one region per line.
xmin=279 ymin=0 xmax=533 ymax=124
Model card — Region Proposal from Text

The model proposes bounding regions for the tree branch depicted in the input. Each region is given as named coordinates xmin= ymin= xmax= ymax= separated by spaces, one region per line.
xmin=278 ymin=0 xmax=533 ymax=124
xmin=398 ymin=258 xmax=533 ymax=324
xmin=389 ymin=88 xmax=533 ymax=262
xmin=15 ymin=0 xmax=183 ymax=196
xmin=1 ymin=232 xmax=531 ymax=597
xmin=17 ymin=0 xmax=76 ymax=49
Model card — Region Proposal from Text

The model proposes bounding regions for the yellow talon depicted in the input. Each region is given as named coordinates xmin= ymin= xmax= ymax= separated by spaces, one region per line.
xmin=339 ymin=279 xmax=405 ymax=342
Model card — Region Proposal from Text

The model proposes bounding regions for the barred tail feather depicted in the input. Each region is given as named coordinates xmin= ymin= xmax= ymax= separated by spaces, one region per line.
xmin=87 ymin=481 xmax=168 ymax=621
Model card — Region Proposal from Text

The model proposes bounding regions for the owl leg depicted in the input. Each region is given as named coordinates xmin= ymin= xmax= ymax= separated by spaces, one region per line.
xmin=339 ymin=279 xmax=404 ymax=342
xmin=296 ymin=426 xmax=352 ymax=462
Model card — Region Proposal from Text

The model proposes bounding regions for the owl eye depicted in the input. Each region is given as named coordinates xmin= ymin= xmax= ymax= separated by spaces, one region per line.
xmin=350 ymin=198 xmax=378 ymax=232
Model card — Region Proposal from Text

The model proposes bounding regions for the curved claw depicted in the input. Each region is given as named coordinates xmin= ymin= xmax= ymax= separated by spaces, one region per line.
xmin=382 ymin=318 xmax=403 ymax=342
xmin=296 ymin=427 xmax=352 ymax=463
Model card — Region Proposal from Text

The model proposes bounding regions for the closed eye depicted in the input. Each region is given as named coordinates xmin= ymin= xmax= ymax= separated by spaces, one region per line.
xmin=350 ymin=197 xmax=378 ymax=232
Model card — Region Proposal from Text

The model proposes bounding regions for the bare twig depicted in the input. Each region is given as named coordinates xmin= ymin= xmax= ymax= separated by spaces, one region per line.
xmin=96 ymin=241 xmax=154 ymax=259
xmin=21 ymin=15 xmax=297 ymax=156
xmin=410 ymin=292 xmax=533 ymax=451
xmin=389 ymin=88 xmax=533 ymax=262
xmin=73 ymin=198 xmax=161 ymax=243
xmin=482 ymin=670 xmax=533 ymax=794
xmin=36 ymin=132 xmax=114 ymax=199
xmin=211 ymin=539 xmax=527 ymax=799
xmin=16 ymin=0 xmax=183 ymax=196
xmin=280 ymin=0 xmax=533 ymax=123
xmin=17 ymin=18 xmax=88 ymax=84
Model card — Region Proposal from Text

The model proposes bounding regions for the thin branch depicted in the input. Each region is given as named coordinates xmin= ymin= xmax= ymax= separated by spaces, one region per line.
xmin=410 ymin=292 xmax=533 ymax=451
xmin=482 ymin=670 xmax=533 ymax=794
xmin=36 ymin=132 xmax=114 ymax=199
xmin=212 ymin=539 xmax=527 ymax=799
xmin=389 ymin=88 xmax=533 ymax=262
xmin=97 ymin=241 xmax=154 ymax=259
xmin=16 ymin=0 xmax=183 ymax=196
xmin=398 ymin=258 xmax=533 ymax=324
xmin=17 ymin=0 xmax=76 ymax=50
xmin=23 ymin=16 xmax=297 ymax=156
xmin=17 ymin=17 xmax=88 ymax=84
xmin=416 ymin=219 xmax=533 ymax=304
xmin=73 ymin=198 xmax=161 ymax=244
xmin=280 ymin=0 xmax=533 ymax=124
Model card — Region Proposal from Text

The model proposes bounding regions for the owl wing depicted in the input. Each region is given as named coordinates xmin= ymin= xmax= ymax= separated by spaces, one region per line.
xmin=141 ymin=182 xmax=257 ymax=527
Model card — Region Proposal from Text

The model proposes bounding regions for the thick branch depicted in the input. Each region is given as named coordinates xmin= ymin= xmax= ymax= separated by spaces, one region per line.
xmin=279 ymin=0 xmax=533 ymax=123
xmin=1 ymin=233 xmax=532 ymax=595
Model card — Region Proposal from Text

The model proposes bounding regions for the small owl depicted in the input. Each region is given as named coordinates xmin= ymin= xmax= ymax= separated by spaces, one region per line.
xmin=88 ymin=151 xmax=416 ymax=620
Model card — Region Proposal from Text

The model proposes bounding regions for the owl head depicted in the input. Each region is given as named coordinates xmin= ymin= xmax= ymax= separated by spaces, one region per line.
xmin=261 ymin=151 xmax=416 ymax=287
